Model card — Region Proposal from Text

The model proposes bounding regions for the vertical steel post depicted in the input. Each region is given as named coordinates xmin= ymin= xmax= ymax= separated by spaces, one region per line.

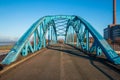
xmin=40 ymin=26 xmax=43 ymax=48
xmin=55 ymin=33 xmax=57 ymax=44
xmin=54 ymin=30 xmax=56 ymax=44
xmin=38 ymin=26 xmax=41 ymax=49
xmin=34 ymin=30 xmax=37 ymax=51
xmin=43 ymin=29 xmax=46 ymax=48
xmin=25 ymin=43 xmax=28 ymax=56
xmin=68 ymin=28 xmax=70 ymax=44
xmin=43 ymin=37 xmax=46 ymax=47
xmin=86 ymin=29 xmax=89 ymax=51
xmin=69 ymin=26 xmax=71 ymax=44
xmin=28 ymin=41 xmax=34 ymax=53
xmin=73 ymin=28 xmax=74 ymax=45
xmin=51 ymin=26 xmax=52 ymax=44
xmin=48 ymin=27 xmax=50 ymax=45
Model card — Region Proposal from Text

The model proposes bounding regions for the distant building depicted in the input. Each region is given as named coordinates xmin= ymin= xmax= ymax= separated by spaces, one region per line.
xmin=104 ymin=0 xmax=120 ymax=43
xmin=104 ymin=25 xmax=120 ymax=43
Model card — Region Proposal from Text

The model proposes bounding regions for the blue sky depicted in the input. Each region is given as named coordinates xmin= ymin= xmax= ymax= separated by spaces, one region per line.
xmin=0 ymin=0 xmax=120 ymax=41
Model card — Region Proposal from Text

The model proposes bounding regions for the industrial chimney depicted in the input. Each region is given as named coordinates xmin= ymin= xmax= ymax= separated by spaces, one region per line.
xmin=104 ymin=0 xmax=120 ymax=43
xmin=113 ymin=0 xmax=116 ymax=25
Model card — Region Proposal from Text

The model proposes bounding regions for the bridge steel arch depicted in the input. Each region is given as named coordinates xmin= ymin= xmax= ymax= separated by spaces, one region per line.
xmin=1 ymin=15 xmax=120 ymax=65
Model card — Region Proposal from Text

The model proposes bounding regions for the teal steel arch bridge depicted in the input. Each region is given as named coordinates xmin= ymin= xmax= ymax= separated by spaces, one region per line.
xmin=1 ymin=15 xmax=120 ymax=65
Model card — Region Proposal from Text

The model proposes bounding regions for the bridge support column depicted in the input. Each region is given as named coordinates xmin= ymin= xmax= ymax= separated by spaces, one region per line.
xmin=76 ymin=38 xmax=79 ymax=47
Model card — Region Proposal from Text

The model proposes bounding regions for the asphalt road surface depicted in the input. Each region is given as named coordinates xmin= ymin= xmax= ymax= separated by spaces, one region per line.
xmin=0 ymin=44 xmax=120 ymax=80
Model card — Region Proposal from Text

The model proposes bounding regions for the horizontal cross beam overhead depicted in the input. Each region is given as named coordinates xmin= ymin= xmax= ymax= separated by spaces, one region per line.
xmin=1 ymin=15 xmax=120 ymax=65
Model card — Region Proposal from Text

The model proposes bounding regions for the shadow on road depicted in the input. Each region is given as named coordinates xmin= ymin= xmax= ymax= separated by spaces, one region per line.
xmin=47 ymin=44 xmax=120 ymax=80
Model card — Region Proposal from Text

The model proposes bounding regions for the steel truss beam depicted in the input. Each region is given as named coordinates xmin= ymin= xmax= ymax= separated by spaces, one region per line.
xmin=1 ymin=15 xmax=120 ymax=65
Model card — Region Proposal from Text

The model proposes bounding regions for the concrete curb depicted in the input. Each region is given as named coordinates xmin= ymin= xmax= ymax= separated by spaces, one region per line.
xmin=0 ymin=48 xmax=47 ymax=75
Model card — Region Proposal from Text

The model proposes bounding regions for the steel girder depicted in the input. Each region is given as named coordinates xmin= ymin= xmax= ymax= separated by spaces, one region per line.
xmin=1 ymin=15 xmax=120 ymax=65
xmin=66 ymin=16 xmax=120 ymax=64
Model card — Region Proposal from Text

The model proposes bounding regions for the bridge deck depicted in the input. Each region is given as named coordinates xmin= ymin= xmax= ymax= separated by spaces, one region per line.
xmin=0 ymin=44 xmax=120 ymax=80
